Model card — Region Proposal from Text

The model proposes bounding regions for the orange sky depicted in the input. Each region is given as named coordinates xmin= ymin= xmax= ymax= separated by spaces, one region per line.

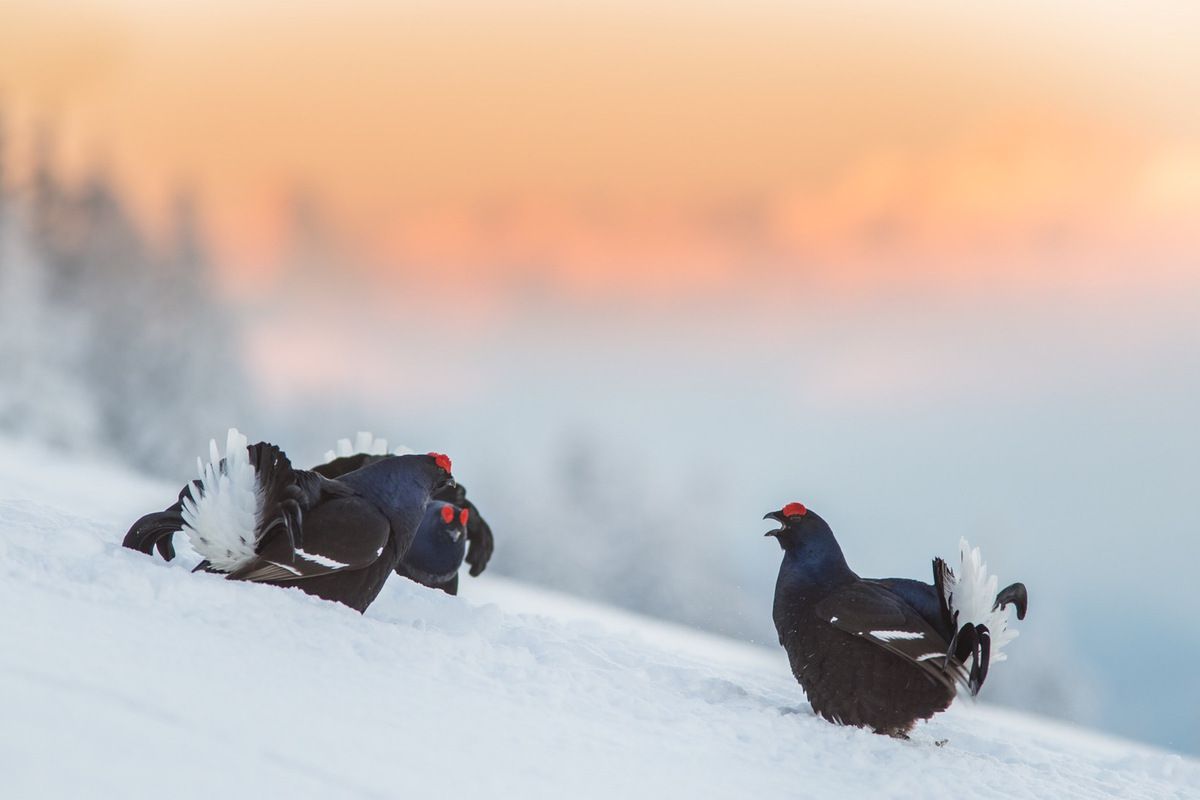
xmin=2 ymin=0 xmax=1199 ymax=295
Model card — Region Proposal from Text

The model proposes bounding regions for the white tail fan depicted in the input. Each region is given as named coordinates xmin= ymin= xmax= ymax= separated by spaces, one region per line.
xmin=943 ymin=538 xmax=1019 ymax=663
xmin=180 ymin=428 xmax=262 ymax=572
xmin=322 ymin=431 xmax=413 ymax=463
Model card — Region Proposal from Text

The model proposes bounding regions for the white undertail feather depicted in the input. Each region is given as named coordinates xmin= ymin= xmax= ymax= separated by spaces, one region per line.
xmin=943 ymin=538 xmax=1019 ymax=664
xmin=322 ymin=431 xmax=413 ymax=463
xmin=180 ymin=428 xmax=263 ymax=573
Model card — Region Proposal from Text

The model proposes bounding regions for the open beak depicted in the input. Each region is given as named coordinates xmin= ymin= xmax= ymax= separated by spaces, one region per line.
xmin=449 ymin=528 xmax=464 ymax=543
xmin=763 ymin=510 xmax=785 ymax=537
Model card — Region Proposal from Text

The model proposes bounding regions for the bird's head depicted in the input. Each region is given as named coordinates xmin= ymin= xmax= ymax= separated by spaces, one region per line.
xmin=404 ymin=500 xmax=470 ymax=579
xmin=763 ymin=502 xmax=830 ymax=550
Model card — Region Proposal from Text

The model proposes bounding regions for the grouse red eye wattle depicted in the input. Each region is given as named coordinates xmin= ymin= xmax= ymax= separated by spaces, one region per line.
xmin=428 ymin=452 xmax=453 ymax=473
xmin=459 ymin=509 xmax=469 ymax=526
xmin=782 ymin=502 xmax=807 ymax=517
xmin=440 ymin=505 xmax=456 ymax=524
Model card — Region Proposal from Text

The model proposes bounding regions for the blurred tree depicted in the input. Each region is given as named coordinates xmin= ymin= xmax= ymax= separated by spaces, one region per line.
xmin=0 ymin=111 xmax=250 ymax=477
xmin=0 ymin=171 xmax=99 ymax=446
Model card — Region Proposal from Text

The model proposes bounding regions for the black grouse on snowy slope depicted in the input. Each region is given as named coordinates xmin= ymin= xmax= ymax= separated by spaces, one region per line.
xmin=313 ymin=433 xmax=494 ymax=583
xmin=123 ymin=429 xmax=455 ymax=612
xmin=765 ymin=502 xmax=1027 ymax=737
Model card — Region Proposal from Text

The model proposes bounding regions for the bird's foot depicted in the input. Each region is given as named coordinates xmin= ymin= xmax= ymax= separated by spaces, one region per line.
xmin=880 ymin=729 xmax=911 ymax=740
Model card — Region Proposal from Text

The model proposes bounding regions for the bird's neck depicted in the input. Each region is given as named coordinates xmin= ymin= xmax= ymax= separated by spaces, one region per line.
xmin=777 ymin=530 xmax=856 ymax=594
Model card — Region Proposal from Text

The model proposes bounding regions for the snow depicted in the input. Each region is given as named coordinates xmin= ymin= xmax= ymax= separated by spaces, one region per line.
xmin=1 ymin=438 xmax=1196 ymax=800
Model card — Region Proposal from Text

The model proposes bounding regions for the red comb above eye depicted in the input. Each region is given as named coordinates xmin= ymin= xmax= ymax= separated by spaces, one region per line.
xmin=428 ymin=452 xmax=452 ymax=473
xmin=459 ymin=509 xmax=469 ymax=526
xmin=440 ymin=505 xmax=455 ymax=524
xmin=782 ymin=502 xmax=807 ymax=517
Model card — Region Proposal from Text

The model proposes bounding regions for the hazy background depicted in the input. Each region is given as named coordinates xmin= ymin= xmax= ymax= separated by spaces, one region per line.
xmin=2 ymin=0 xmax=1198 ymax=753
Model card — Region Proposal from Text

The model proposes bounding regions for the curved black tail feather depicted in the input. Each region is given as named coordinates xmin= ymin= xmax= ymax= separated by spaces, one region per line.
xmin=123 ymin=505 xmax=184 ymax=561
xmin=122 ymin=479 xmax=203 ymax=561
xmin=947 ymin=622 xmax=992 ymax=697
xmin=994 ymin=582 xmax=1028 ymax=620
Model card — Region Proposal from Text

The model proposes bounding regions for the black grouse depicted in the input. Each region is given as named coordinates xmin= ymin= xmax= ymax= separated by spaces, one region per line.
xmin=765 ymin=501 xmax=1028 ymax=737
xmin=313 ymin=432 xmax=494 ymax=581
xmin=123 ymin=428 xmax=455 ymax=612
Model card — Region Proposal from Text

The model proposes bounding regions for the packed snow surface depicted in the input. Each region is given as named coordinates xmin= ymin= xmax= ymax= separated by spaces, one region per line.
xmin=1 ymin=438 xmax=1196 ymax=799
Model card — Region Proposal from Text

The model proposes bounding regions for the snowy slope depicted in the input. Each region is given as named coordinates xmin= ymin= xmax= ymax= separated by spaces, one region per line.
xmin=1 ymin=438 xmax=1196 ymax=800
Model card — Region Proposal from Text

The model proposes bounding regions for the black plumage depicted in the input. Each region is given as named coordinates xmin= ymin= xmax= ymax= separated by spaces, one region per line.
xmin=765 ymin=502 xmax=1027 ymax=737
xmin=123 ymin=431 xmax=455 ymax=612
xmin=314 ymin=451 xmax=494 ymax=582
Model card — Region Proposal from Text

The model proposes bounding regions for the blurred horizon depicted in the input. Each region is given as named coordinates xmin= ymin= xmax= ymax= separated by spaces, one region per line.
xmin=2 ymin=0 xmax=1198 ymax=757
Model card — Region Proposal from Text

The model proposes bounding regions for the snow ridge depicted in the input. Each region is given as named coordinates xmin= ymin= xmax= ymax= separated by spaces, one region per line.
xmin=179 ymin=427 xmax=262 ymax=572
xmin=943 ymin=538 xmax=1019 ymax=664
